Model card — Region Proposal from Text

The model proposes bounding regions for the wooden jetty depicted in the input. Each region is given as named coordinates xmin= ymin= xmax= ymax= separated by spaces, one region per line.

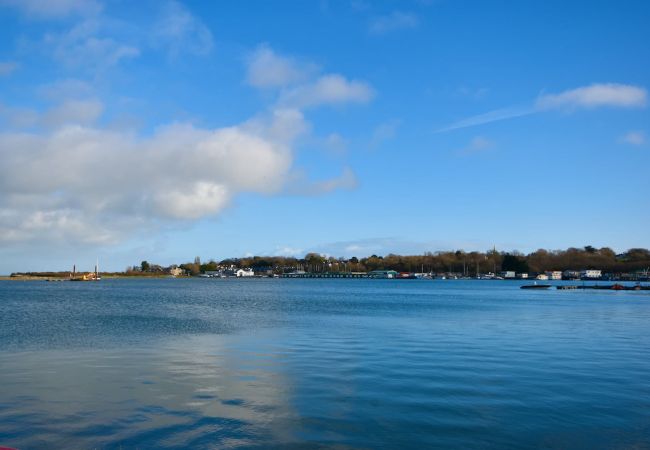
xmin=557 ymin=284 xmax=649 ymax=291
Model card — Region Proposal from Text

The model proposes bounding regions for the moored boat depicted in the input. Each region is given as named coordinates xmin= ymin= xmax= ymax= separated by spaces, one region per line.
xmin=521 ymin=283 xmax=551 ymax=289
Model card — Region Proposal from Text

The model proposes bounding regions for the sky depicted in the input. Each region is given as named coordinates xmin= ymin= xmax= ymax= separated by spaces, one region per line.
xmin=0 ymin=0 xmax=649 ymax=273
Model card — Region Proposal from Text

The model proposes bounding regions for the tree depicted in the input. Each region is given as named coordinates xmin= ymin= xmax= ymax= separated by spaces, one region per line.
xmin=140 ymin=260 xmax=150 ymax=272
xmin=501 ymin=253 xmax=529 ymax=273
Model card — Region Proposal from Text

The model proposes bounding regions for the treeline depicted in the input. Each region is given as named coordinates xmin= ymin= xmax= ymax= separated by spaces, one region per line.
xmin=158 ymin=246 xmax=650 ymax=275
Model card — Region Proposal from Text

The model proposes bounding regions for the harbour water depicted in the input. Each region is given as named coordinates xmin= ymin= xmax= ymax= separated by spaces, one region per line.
xmin=1 ymin=279 xmax=649 ymax=449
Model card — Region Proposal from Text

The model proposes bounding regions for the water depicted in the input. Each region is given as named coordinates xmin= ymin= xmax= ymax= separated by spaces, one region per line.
xmin=1 ymin=279 xmax=649 ymax=449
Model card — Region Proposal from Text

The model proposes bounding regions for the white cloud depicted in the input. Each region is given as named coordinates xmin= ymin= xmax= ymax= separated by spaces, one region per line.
xmin=435 ymin=106 xmax=533 ymax=133
xmin=39 ymin=79 xmax=94 ymax=100
xmin=323 ymin=133 xmax=348 ymax=154
xmin=457 ymin=136 xmax=494 ymax=155
xmin=437 ymin=83 xmax=647 ymax=133
xmin=153 ymin=0 xmax=214 ymax=57
xmin=0 ymin=108 xmax=307 ymax=244
xmin=536 ymin=83 xmax=647 ymax=110
xmin=0 ymin=61 xmax=18 ymax=76
xmin=369 ymin=11 xmax=419 ymax=34
xmin=0 ymin=104 xmax=40 ymax=128
xmin=246 ymin=45 xmax=316 ymax=88
xmin=274 ymin=245 xmax=303 ymax=256
xmin=280 ymin=74 xmax=374 ymax=109
xmin=370 ymin=119 xmax=400 ymax=148
xmin=45 ymin=20 xmax=140 ymax=70
xmin=620 ymin=130 xmax=646 ymax=146
xmin=246 ymin=44 xmax=375 ymax=111
xmin=43 ymin=98 xmax=104 ymax=127
xmin=0 ymin=0 xmax=102 ymax=18
xmin=286 ymin=167 xmax=358 ymax=196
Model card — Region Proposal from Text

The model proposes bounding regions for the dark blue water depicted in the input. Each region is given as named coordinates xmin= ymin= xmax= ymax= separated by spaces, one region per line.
xmin=1 ymin=279 xmax=649 ymax=449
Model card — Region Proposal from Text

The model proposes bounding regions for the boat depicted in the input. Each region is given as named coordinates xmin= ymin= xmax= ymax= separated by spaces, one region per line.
xmin=521 ymin=282 xmax=551 ymax=289
xmin=69 ymin=261 xmax=101 ymax=281
xmin=396 ymin=272 xmax=417 ymax=279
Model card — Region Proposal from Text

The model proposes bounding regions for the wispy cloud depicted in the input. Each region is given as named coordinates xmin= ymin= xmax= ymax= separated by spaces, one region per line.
xmin=153 ymin=0 xmax=214 ymax=57
xmin=0 ymin=61 xmax=19 ymax=76
xmin=436 ymin=106 xmax=533 ymax=133
xmin=286 ymin=167 xmax=358 ymax=196
xmin=322 ymin=133 xmax=348 ymax=155
xmin=457 ymin=136 xmax=494 ymax=155
xmin=246 ymin=44 xmax=317 ymax=88
xmin=44 ymin=19 xmax=140 ymax=70
xmin=619 ymin=130 xmax=646 ymax=146
xmin=370 ymin=119 xmax=401 ymax=148
xmin=437 ymin=83 xmax=647 ymax=133
xmin=0 ymin=0 xmax=102 ymax=18
xmin=369 ymin=11 xmax=419 ymax=34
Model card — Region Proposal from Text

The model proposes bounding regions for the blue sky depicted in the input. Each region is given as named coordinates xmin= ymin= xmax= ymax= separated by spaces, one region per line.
xmin=0 ymin=0 xmax=648 ymax=272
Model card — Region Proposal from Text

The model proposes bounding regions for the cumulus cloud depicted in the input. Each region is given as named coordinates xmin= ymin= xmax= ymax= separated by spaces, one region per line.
xmin=536 ymin=83 xmax=647 ymax=110
xmin=280 ymin=74 xmax=374 ymax=109
xmin=153 ymin=0 xmax=214 ymax=57
xmin=245 ymin=45 xmax=375 ymax=109
xmin=369 ymin=11 xmax=419 ymax=34
xmin=620 ymin=130 xmax=646 ymax=146
xmin=0 ymin=0 xmax=102 ymax=18
xmin=0 ymin=109 xmax=306 ymax=243
xmin=0 ymin=61 xmax=19 ymax=76
xmin=246 ymin=45 xmax=316 ymax=88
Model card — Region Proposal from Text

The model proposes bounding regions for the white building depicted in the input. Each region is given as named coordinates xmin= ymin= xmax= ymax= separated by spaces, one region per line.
xmin=500 ymin=271 xmax=516 ymax=278
xmin=581 ymin=269 xmax=602 ymax=279
xmin=536 ymin=274 xmax=549 ymax=280
xmin=545 ymin=271 xmax=562 ymax=280
xmin=236 ymin=268 xmax=255 ymax=277
xmin=169 ymin=267 xmax=184 ymax=277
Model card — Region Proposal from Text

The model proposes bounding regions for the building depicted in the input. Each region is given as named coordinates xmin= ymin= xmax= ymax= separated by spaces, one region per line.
xmin=545 ymin=271 xmax=562 ymax=280
xmin=500 ymin=271 xmax=516 ymax=279
xmin=536 ymin=274 xmax=549 ymax=280
xmin=563 ymin=270 xmax=581 ymax=280
xmin=236 ymin=268 xmax=255 ymax=277
xmin=169 ymin=267 xmax=184 ymax=277
xmin=581 ymin=269 xmax=602 ymax=279
xmin=517 ymin=273 xmax=529 ymax=279
xmin=368 ymin=270 xmax=398 ymax=279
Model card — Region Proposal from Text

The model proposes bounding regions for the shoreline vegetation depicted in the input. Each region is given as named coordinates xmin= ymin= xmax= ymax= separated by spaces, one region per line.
xmin=4 ymin=246 xmax=650 ymax=281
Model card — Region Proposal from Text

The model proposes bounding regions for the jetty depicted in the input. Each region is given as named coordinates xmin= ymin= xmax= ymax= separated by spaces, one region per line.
xmin=557 ymin=284 xmax=649 ymax=291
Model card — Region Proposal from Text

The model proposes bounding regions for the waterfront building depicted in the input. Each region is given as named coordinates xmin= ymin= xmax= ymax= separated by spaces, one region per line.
xmin=500 ymin=271 xmax=516 ymax=278
xmin=536 ymin=274 xmax=549 ymax=280
xmin=368 ymin=270 xmax=399 ymax=279
xmin=169 ymin=267 xmax=184 ymax=277
xmin=580 ymin=269 xmax=602 ymax=279
xmin=236 ymin=268 xmax=255 ymax=277
xmin=545 ymin=271 xmax=563 ymax=280
xmin=563 ymin=270 xmax=581 ymax=280
xmin=517 ymin=273 xmax=529 ymax=279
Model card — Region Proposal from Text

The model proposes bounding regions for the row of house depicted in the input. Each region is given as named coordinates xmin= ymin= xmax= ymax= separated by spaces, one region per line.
xmin=203 ymin=268 xmax=255 ymax=277
xmin=500 ymin=270 xmax=602 ymax=280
